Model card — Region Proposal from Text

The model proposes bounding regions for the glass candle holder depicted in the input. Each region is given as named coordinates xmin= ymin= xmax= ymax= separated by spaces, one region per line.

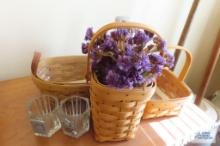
xmin=58 ymin=96 xmax=90 ymax=138
xmin=27 ymin=95 xmax=61 ymax=137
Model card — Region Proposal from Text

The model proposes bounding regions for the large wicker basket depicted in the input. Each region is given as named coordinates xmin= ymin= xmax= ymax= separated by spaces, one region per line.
xmin=143 ymin=45 xmax=193 ymax=119
xmin=31 ymin=52 xmax=89 ymax=100
xmin=87 ymin=22 xmax=162 ymax=142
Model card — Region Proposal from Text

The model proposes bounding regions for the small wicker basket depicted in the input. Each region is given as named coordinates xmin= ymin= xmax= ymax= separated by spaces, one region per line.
xmin=87 ymin=22 xmax=162 ymax=142
xmin=31 ymin=52 xmax=89 ymax=100
xmin=90 ymin=74 xmax=156 ymax=142
xmin=143 ymin=45 xmax=193 ymax=119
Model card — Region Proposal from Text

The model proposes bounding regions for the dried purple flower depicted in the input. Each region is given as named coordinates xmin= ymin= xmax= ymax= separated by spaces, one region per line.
xmin=102 ymin=36 xmax=117 ymax=51
xmin=160 ymin=40 xmax=167 ymax=52
xmin=125 ymin=43 xmax=133 ymax=55
xmin=149 ymin=53 xmax=165 ymax=65
xmin=85 ymin=27 xmax=93 ymax=41
xmin=81 ymin=26 xmax=175 ymax=88
xmin=153 ymin=64 xmax=163 ymax=76
xmin=117 ymin=55 xmax=133 ymax=72
xmin=164 ymin=52 xmax=175 ymax=68
xmin=133 ymin=30 xmax=150 ymax=45
xmin=81 ymin=43 xmax=88 ymax=54
xmin=111 ymin=29 xmax=129 ymax=41
xmin=144 ymin=30 xmax=154 ymax=38
xmin=133 ymin=72 xmax=146 ymax=86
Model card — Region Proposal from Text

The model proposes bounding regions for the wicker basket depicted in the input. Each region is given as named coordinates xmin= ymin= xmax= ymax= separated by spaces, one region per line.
xmin=143 ymin=45 xmax=193 ymax=119
xmin=90 ymin=74 xmax=156 ymax=142
xmin=31 ymin=52 xmax=89 ymax=100
xmin=87 ymin=22 xmax=162 ymax=142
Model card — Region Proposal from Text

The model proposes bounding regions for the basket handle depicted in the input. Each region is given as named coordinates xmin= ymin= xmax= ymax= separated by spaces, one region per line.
xmin=168 ymin=45 xmax=192 ymax=81
xmin=31 ymin=51 xmax=41 ymax=76
xmin=88 ymin=22 xmax=163 ymax=49
xmin=86 ymin=21 xmax=163 ymax=81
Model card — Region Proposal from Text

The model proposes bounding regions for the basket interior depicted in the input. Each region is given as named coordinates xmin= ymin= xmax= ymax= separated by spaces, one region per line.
xmin=155 ymin=69 xmax=191 ymax=100
xmin=36 ymin=56 xmax=87 ymax=83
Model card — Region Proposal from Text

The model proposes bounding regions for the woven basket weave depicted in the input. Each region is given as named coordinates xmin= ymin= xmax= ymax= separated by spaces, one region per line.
xmin=143 ymin=45 xmax=193 ymax=119
xmin=90 ymin=75 xmax=156 ymax=142
xmin=87 ymin=22 xmax=162 ymax=142
xmin=31 ymin=52 xmax=89 ymax=100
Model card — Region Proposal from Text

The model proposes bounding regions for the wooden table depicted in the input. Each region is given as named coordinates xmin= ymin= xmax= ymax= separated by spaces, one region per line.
xmin=0 ymin=77 xmax=166 ymax=146
xmin=1 ymin=77 xmax=214 ymax=146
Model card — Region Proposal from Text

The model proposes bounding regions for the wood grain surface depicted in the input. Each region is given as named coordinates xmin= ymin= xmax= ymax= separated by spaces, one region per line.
xmin=0 ymin=77 xmax=215 ymax=146
xmin=0 ymin=77 xmax=165 ymax=146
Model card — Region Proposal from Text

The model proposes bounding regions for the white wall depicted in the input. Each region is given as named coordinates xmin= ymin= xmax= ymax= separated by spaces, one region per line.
xmin=0 ymin=0 xmax=192 ymax=81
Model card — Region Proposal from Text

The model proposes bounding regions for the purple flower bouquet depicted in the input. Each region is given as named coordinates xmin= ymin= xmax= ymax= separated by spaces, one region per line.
xmin=82 ymin=27 xmax=174 ymax=89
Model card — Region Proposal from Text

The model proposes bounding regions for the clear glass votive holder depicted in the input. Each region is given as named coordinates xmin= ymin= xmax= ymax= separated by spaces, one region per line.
xmin=58 ymin=96 xmax=90 ymax=138
xmin=27 ymin=95 xmax=61 ymax=137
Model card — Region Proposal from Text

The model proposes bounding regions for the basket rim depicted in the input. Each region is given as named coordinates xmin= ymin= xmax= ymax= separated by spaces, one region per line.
xmin=32 ymin=75 xmax=89 ymax=87
xmin=149 ymin=69 xmax=193 ymax=101
xmin=32 ymin=55 xmax=88 ymax=85
xmin=38 ymin=55 xmax=87 ymax=62
xmin=159 ymin=69 xmax=192 ymax=93
xmin=149 ymin=94 xmax=193 ymax=102
xmin=91 ymin=73 xmax=156 ymax=93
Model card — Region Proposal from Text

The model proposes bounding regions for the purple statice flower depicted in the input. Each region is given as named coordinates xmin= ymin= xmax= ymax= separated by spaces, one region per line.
xmin=124 ymin=78 xmax=134 ymax=89
xmin=84 ymin=27 xmax=93 ymax=41
xmin=81 ymin=26 xmax=175 ymax=88
xmin=160 ymin=40 xmax=167 ymax=52
xmin=127 ymin=36 xmax=133 ymax=44
xmin=149 ymin=53 xmax=165 ymax=65
xmin=94 ymin=56 xmax=116 ymax=83
xmin=117 ymin=55 xmax=133 ymax=72
xmin=91 ymin=53 xmax=101 ymax=69
xmin=105 ymin=69 xmax=131 ymax=88
xmin=144 ymin=30 xmax=154 ymax=38
xmin=152 ymin=64 xmax=163 ymax=76
xmin=111 ymin=29 xmax=129 ymax=41
xmin=124 ymin=43 xmax=133 ymax=55
xmin=81 ymin=27 xmax=93 ymax=54
xmin=133 ymin=30 xmax=150 ymax=45
xmin=164 ymin=52 xmax=175 ymax=68
xmin=133 ymin=72 xmax=146 ymax=86
xmin=141 ymin=54 xmax=152 ymax=72
xmin=106 ymin=70 xmax=119 ymax=86
xmin=81 ymin=43 xmax=89 ymax=54
xmin=133 ymin=53 xmax=152 ymax=72
xmin=101 ymin=35 xmax=117 ymax=51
